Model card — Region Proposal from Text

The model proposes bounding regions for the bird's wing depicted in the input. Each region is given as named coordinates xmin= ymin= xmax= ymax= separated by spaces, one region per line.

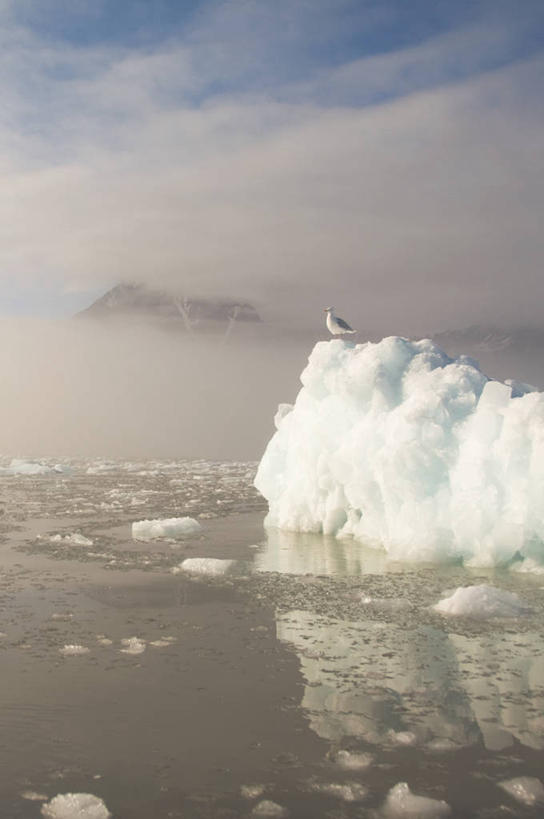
xmin=336 ymin=317 xmax=354 ymax=331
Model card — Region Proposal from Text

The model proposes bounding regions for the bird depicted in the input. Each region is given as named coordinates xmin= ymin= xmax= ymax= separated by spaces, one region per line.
xmin=324 ymin=306 xmax=356 ymax=336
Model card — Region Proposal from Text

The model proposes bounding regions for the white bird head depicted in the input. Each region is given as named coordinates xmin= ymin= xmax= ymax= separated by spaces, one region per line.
xmin=324 ymin=307 xmax=334 ymax=313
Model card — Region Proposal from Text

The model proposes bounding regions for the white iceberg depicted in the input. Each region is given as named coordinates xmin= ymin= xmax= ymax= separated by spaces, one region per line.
xmin=381 ymin=782 xmax=451 ymax=818
xmin=41 ymin=793 xmax=110 ymax=818
xmin=0 ymin=459 xmax=62 ymax=476
xmin=132 ymin=516 xmax=201 ymax=541
xmin=255 ymin=338 xmax=544 ymax=567
xmin=433 ymin=584 xmax=530 ymax=619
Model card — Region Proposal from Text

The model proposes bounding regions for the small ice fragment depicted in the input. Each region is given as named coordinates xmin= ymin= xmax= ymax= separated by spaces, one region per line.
xmin=252 ymin=801 xmax=289 ymax=818
xmin=499 ymin=776 xmax=544 ymax=806
xmin=96 ymin=637 xmax=113 ymax=646
xmin=333 ymin=750 xmax=374 ymax=770
xmin=360 ymin=596 xmax=410 ymax=612
xmin=388 ymin=730 xmax=418 ymax=747
xmin=175 ymin=558 xmax=235 ymax=577
xmin=241 ymin=784 xmax=266 ymax=799
xmin=21 ymin=791 xmax=48 ymax=801
xmin=41 ymin=792 xmax=111 ymax=818
xmin=132 ymin=517 xmax=201 ymax=541
xmin=433 ymin=585 xmax=529 ymax=619
xmin=59 ymin=645 xmax=90 ymax=656
xmin=382 ymin=783 xmax=451 ymax=818
xmin=50 ymin=533 xmax=93 ymax=547
xmin=425 ymin=738 xmax=461 ymax=753
xmin=120 ymin=637 xmax=146 ymax=655
xmin=51 ymin=613 xmax=73 ymax=621
xmin=149 ymin=639 xmax=172 ymax=648
xmin=310 ymin=781 xmax=367 ymax=802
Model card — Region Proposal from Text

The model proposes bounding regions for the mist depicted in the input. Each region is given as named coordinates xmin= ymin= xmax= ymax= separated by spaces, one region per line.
xmin=0 ymin=318 xmax=313 ymax=461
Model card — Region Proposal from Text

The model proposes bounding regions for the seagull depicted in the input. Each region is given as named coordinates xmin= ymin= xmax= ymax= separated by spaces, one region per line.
xmin=324 ymin=306 xmax=356 ymax=336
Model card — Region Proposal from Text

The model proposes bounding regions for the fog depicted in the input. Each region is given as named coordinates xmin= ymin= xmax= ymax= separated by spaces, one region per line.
xmin=0 ymin=318 xmax=316 ymax=461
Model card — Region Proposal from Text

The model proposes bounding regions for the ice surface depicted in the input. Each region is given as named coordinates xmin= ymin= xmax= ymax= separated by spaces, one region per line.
xmin=499 ymin=776 xmax=544 ymax=806
xmin=252 ymin=801 xmax=288 ymax=818
xmin=382 ymin=783 xmax=451 ymax=818
xmin=433 ymin=585 xmax=529 ymax=618
xmin=255 ymin=338 xmax=544 ymax=567
xmin=132 ymin=516 xmax=201 ymax=540
xmin=174 ymin=557 xmax=236 ymax=576
xmin=41 ymin=793 xmax=110 ymax=818
xmin=241 ymin=784 xmax=266 ymax=799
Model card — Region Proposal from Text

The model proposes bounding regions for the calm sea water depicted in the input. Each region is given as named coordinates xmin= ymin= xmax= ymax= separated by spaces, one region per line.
xmin=0 ymin=456 xmax=543 ymax=818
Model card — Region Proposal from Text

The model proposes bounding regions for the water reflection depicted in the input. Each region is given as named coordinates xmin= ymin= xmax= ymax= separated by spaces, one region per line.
xmin=276 ymin=610 xmax=544 ymax=751
xmin=256 ymin=527 xmax=394 ymax=575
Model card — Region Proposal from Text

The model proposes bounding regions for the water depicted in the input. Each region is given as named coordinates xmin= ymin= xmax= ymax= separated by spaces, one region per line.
xmin=0 ymin=457 xmax=543 ymax=817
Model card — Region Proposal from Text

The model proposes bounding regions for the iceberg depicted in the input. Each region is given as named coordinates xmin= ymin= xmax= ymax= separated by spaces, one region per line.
xmin=131 ymin=516 xmax=201 ymax=540
xmin=255 ymin=338 xmax=544 ymax=567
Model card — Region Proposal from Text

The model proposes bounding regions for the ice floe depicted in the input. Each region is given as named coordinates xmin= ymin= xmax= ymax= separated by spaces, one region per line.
xmin=173 ymin=557 xmax=236 ymax=576
xmin=433 ymin=585 xmax=529 ymax=618
xmin=332 ymin=749 xmax=374 ymax=770
xmin=132 ymin=516 xmax=201 ymax=540
xmin=255 ymin=337 xmax=544 ymax=568
xmin=41 ymin=793 xmax=110 ymax=818
xmin=381 ymin=782 xmax=451 ymax=818
xmin=59 ymin=645 xmax=90 ymax=656
xmin=498 ymin=776 xmax=544 ymax=806
xmin=50 ymin=533 xmax=93 ymax=547
xmin=120 ymin=637 xmax=146 ymax=655
xmin=252 ymin=800 xmax=289 ymax=818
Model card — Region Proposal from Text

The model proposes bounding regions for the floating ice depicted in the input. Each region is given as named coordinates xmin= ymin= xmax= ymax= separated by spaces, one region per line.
xmin=0 ymin=459 xmax=61 ymax=476
xmin=59 ymin=645 xmax=90 ymax=656
xmin=252 ymin=801 xmax=288 ymax=818
xmin=382 ymin=783 xmax=451 ymax=818
xmin=50 ymin=533 xmax=93 ymax=547
xmin=41 ymin=793 xmax=111 ymax=819
xmin=255 ymin=338 xmax=544 ymax=567
xmin=332 ymin=750 xmax=374 ymax=770
xmin=132 ymin=517 xmax=201 ymax=540
xmin=499 ymin=776 xmax=544 ymax=806
xmin=241 ymin=784 xmax=266 ymax=800
xmin=433 ymin=585 xmax=529 ymax=619
xmin=174 ymin=557 xmax=236 ymax=576
xmin=309 ymin=781 xmax=367 ymax=802
xmin=120 ymin=637 xmax=146 ymax=655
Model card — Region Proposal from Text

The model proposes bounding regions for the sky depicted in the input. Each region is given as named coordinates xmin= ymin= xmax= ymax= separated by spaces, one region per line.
xmin=1 ymin=0 xmax=543 ymax=332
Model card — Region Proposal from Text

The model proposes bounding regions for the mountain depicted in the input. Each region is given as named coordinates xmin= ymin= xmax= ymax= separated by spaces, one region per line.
xmin=76 ymin=283 xmax=261 ymax=334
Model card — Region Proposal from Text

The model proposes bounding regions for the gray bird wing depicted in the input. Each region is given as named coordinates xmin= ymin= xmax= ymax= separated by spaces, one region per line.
xmin=336 ymin=316 xmax=354 ymax=331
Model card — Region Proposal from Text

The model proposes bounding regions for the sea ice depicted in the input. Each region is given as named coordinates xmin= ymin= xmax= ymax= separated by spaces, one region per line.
xmin=381 ymin=782 xmax=451 ymax=818
xmin=132 ymin=517 xmax=201 ymax=540
xmin=174 ymin=557 xmax=236 ymax=576
xmin=41 ymin=793 xmax=111 ymax=818
xmin=433 ymin=585 xmax=529 ymax=619
xmin=255 ymin=338 xmax=544 ymax=567
xmin=309 ymin=781 xmax=367 ymax=801
xmin=0 ymin=459 xmax=61 ymax=476
xmin=499 ymin=776 xmax=544 ymax=806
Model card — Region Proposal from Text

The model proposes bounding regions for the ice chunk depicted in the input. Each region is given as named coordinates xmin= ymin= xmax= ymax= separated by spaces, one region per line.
xmin=433 ymin=585 xmax=529 ymax=619
xmin=252 ymin=801 xmax=288 ymax=818
xmin=274 ymin=403 xmax=294 ymax=430
xmin=499 ymin=776 xmax=544 ymax=806
xmin=241 ymin=784 xmax=266 ymax=799
xmin=382 ymin=782 xmax=451 ymax=818
xmin=309 ymin=781 xmax=367 ymax=801
xmin=255 ymin=338 xmax=544 ymax=567
xmin=132 ymin=517 xmax=201 ymax=540
xmin=59 ymin=645 xmax=90 ymax=656
xmin=174 ymin=558 xmax=236 ymax=576
xmin=0 ymin=459 xmax=58 ymax=476
xmin=50 ymin=533 xmax=93 ymax=547
xmin=332 ymin=750 xmax=374 ymax=770
xmin=41 ymin=793 xmax=110 ymax=818
xmin=120 ymin=637 xmax=146 ymax=655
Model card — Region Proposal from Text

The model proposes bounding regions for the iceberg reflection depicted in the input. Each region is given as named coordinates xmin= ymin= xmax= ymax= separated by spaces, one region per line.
xmin=276 ymin=610 xmax=544 ymax=751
